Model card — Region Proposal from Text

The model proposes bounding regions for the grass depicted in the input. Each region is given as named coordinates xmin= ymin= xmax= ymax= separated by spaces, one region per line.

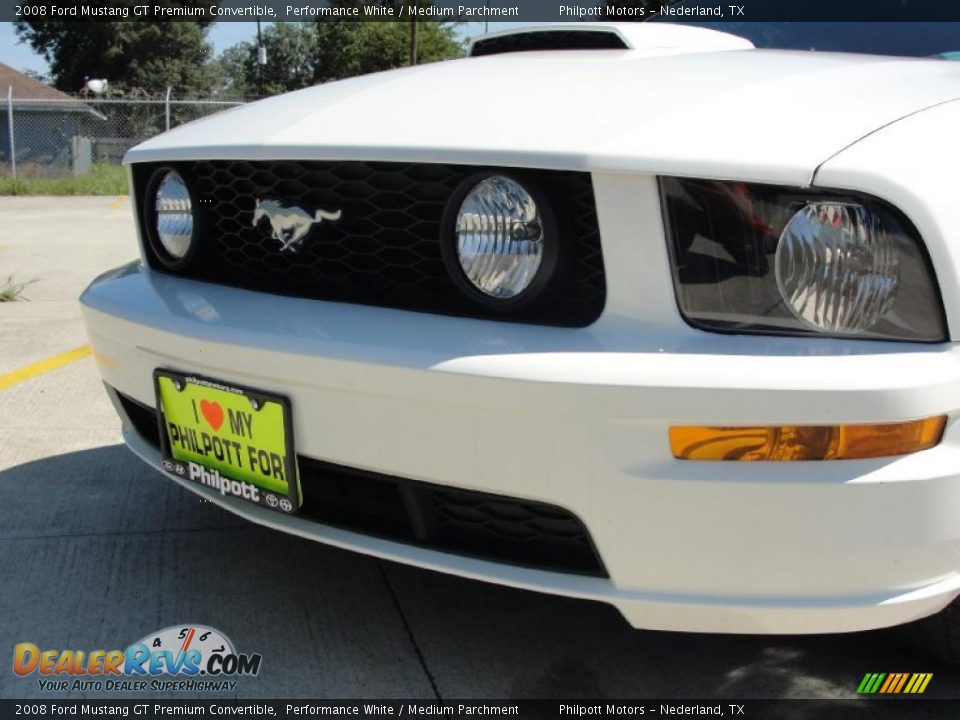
xmin=0 ymin=164 xmax=127 ymax=196
xmin=0 ymin=276 xmax=38 ymax=302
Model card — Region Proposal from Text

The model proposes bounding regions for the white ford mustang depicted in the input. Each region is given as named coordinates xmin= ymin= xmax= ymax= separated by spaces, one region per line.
xmin=81 ymin=21 xmax=960 ymax=659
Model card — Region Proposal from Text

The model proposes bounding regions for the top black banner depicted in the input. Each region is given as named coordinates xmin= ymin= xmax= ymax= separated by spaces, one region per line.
xmin=5 ymin=0 xmax=960 ymax=22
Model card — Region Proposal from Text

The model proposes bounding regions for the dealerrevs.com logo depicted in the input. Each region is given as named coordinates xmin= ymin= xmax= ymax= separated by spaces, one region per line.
xmin=13 ymin=625 xmax=262 ymax=693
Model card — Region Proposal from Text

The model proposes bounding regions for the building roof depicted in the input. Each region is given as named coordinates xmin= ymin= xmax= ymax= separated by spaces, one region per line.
xmin=0 ymin=62 xmax=95 ymax=112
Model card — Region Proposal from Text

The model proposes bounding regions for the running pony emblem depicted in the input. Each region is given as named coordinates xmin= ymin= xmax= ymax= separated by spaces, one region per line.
xmin=252 ymin=199 xmax=342 ymax=253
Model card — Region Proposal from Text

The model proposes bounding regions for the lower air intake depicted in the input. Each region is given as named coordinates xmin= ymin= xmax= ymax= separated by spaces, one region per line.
xmin=112 ymin=389 xmax=606 ymax=577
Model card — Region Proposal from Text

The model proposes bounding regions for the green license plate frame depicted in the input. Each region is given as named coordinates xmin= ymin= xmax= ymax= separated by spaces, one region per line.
xmin=154 ymin=369 xmax=300 ymax=515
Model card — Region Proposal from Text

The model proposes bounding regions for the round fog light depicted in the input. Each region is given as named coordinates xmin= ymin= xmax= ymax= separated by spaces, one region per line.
xmin=775 ymin=202 xmax=899 ymax=334
xmin=150 ymin=169 xmax=196 ymax=267
xmin=451 ymin=175 xmax=548 ymax=301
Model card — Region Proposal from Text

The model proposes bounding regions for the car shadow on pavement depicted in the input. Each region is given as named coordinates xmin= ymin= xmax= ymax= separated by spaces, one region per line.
xmin=1 ymin=444 xmax=958 ymax=704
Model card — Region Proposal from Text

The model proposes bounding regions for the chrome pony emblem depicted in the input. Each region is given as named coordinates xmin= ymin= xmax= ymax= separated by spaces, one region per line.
xmin=252 ymin=199 xmax=342 ymax=253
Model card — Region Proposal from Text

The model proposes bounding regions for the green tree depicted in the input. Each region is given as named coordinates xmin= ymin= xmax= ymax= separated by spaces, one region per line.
xmin=215 ymin=16 xmax=463 ymax=98
xmin=329 ymin=20 xmax=463 ymax=79
xmin=310 ymin=19 xmax=462 ymax=84
xmin=214 ymin=22 xmax=318 ymax=99
xmin=310 ymin=0 xmax=463 ymax=82
xmin=14 ymin=16 xmax=215 ymax=96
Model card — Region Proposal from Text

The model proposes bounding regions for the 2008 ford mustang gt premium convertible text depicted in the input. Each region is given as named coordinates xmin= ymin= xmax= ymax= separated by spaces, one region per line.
xmin=81 ymin=20 xmax=960 ymax=660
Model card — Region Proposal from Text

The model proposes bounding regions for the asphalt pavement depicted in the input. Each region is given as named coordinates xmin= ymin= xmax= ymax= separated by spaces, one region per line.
xmin=0 ymin=196 xmax=958 ymax=706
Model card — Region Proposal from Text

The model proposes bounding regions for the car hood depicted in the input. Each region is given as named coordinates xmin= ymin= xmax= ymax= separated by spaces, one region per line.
xmin=127 ymin=48 xmax=960 ymax=186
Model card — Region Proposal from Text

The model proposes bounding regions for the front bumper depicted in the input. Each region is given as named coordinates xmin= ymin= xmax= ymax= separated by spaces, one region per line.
xmin=81 ymin=262 xmax=960 ymax=635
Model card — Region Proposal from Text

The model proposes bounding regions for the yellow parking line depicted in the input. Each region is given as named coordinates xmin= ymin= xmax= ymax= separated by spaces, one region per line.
xmin=109 ymin=195 xmax=128 ymax=209
xmin=0 ymin=345 xmax=92 ymax=392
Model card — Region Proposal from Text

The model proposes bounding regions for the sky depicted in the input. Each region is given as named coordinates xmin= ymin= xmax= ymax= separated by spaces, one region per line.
xmin=0 ymin=20 xmax=524 ymax=79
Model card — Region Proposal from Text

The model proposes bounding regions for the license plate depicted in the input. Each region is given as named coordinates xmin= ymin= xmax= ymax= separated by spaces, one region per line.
xmin=154 ymin=370 xmax=300 ymax=514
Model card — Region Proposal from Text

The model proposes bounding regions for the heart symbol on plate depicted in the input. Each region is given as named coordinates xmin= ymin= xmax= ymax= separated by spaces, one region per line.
xmin=200 ymin=399 xmax=224 ymax=432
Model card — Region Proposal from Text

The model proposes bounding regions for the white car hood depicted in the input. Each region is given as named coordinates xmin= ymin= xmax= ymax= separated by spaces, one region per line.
xmin=128 ymin=48 xmax=960 ymax=186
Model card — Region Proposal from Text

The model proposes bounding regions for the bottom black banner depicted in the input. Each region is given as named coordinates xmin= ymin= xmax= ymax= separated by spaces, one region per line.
xmin=0 ymin=700 xmax=955 ymax=720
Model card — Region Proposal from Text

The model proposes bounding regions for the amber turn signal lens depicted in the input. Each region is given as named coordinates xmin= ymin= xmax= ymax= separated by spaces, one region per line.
xmin=670 ymin=417 xmax=946 ymax=461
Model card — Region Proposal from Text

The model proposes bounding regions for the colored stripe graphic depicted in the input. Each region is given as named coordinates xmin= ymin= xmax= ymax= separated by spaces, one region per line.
xmin=856 ymin=673 xmax=886 ymax=694
xmin=905 ymin=673 xmax=933 ymax=694
xmin=858 ymin=672 xmax=932 ymax=694
xmin=878 ymin=674 xmax=896 ymax=693
xmin=892 ymin=673 xmax=910 ymax=693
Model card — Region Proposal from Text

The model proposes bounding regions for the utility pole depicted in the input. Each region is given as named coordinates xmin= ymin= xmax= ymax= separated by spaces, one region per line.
xmin=6 ymin=86 xmax=15 ymax=180
xmin=410 ymin=16 xmax=419 ymax=66
xmin=256 ymin=20 xmax=266 ymax=97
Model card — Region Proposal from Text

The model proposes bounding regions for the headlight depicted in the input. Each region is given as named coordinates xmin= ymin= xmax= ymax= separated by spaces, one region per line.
xmin=147 ymin=168 xmax=197 ymax=268
xmin=443 ymin=174 xmax=555 ymax=307
xmin=775 ymin=202 xmax=898 ymax=334
xmin=661 ymin=178 xmax=945 ymax=342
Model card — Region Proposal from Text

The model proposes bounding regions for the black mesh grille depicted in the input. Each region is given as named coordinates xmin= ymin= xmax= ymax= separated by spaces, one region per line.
xmin=298 ymin=458 xmax=606 ymax=576
xmin=427 ymin=488 xmax=600 ymax=572
xmin=114 ymin=390 xmax=161 ymax=449
xmin=112 ymin=389 xmax=606 ymax=577
xmin=133 ymin=161 xmax=605 ymax=327
xmin=471 ymin=31 xmax=628 ymax=57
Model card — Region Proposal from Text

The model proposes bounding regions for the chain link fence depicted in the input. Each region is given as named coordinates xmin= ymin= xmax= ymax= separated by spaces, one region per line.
xmin=1 ymin=91 xmax=244 ymax=179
